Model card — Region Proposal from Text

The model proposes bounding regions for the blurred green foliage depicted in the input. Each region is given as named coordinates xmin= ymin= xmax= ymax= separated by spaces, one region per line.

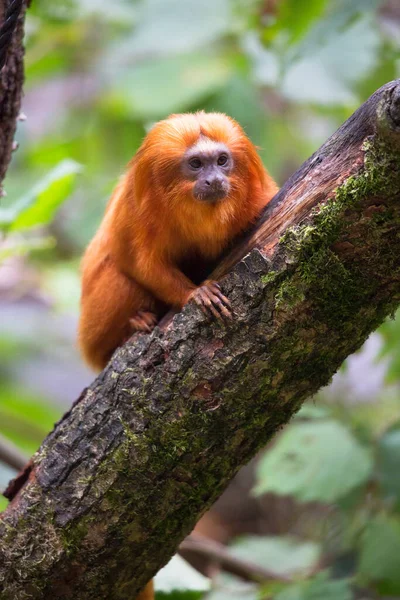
xmin=1 ymin=0 xmax=400 ymax=597
xmin=254 ymin=420 xmax=372 ymax=503
xmin=251 ymin=397 xmax=400 ymax=598
xmin=0 ymin=384 xmax=59 ymax=454
xmin=0 ymin=159 xmax=81 ymax=232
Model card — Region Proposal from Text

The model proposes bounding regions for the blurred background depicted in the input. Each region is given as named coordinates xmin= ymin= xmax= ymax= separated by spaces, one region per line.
xmin=1 ymin=0 xmax=400 ymax=598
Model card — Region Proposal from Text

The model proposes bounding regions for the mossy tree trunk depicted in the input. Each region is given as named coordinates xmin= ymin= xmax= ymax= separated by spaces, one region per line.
xmin=2 ymin=81 xmax=400 ymax=600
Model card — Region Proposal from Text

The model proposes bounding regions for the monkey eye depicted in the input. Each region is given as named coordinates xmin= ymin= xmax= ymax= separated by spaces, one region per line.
xmin=217 ymin=154 xmax=228 ymax=166
xmin=189 ymin=157 xmax=202 ymax=169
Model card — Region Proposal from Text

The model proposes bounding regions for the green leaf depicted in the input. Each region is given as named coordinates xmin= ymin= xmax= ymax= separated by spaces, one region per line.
xmin=296 ymin=402 xmax=330 ymax=420
xmin=203 ymin=76 xmax=267 ymax=146
xmin=275 ymin=571 xmax=352 ymax=600
xmin=103 ymin=54 xmax=232 ymax=120
xmin=275 ymin=0 xmax=329 ymax=45
xmin=0 ymin=235 xmax=55 ymax=261
xmin=41 ymin=262 xmax=81 ymax=312
xmin=0 ymin=160 xmax=82 ymax=232
xmin=114 ymin=0 xmax=231 ymax=58
xmin=74 ymin=0 xmax=137 ymax=22
xmin=378 ymin=310 xmax=400 ymax=383
xmin=230 ymin=535 xmax=320 ymax=578
xmin=0 ymin=384 xmax=61 ymax=455
xmin=30 ymin=0 xmax=137 ymax=24
xmin=156 ymin=592 xmax=204 ymax=600
xmin=254 ymin=421 xmax=372 ymax=503
xmin=377 ymin=423 xmax=400 ymax=506
xmin=293 ymin=0 xmax=381 ymax=59
xmin=281 ymin=16 xmax=380 ymax=105
xmin=155 ymin=556 xmax=210 ymax=596
xmin=0 ymin=495 xmax=8 ymax=512
xmin=359 ymin=515 xmax=400 ymax=594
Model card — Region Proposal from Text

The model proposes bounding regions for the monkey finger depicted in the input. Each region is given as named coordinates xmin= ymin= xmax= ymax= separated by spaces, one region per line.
xmin=137 ymin=311 xmax=158 ymax=327
xmin=196 ymin=301 xmax=213 ymax=319
xmin=208 ymin=282 xmax=223 ymax=294
xmin=193 ymin=292 xmax=221 ymax=320
xmin=205 ymin=292 xmax=232 ymax=319
xmin=193 ymin=293 xmax=207 ymax=307
xmin=214 ymin=301 xmax=233 ymax=320
xmin=191 ymin=288 xmax=230 ymax=320
xmin=129 ymin=317 xmax=152 ymax=333
xmin=212 ymin=289 xmax=231 ymax=308
xmin=203 ymin=295 xmax=229 ymax=321
xmin=203 ymin=283 xmax=231 ymax=307
xmin=205 ymin=300 xmax=224 ymax=321
xmin=211 ymin=291 xmax=231 ymax=311
xmin=205 ymin=289 xmax=232 ymax=317
xmin=199 ymin=304 xmax=210 ymax=318
xmin=207 ymin=282 xmax=227 ymax=297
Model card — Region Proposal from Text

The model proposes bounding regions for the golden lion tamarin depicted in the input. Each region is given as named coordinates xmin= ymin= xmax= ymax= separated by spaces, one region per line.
xmin=78 ymin=112 xmax=277 ymax=600
xmin=78 ymin=111 xmax=277 ymax=374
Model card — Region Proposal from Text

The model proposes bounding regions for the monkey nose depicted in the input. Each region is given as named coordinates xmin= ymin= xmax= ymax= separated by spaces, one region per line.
xmin=194 ymin=176 xmax=229 ymax=202
xmin=205 ymin=177 xmax=222 ymax=189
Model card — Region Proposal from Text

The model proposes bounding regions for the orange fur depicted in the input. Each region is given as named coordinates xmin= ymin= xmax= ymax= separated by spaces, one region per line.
xmin=79 ymin=111 xmax=277 ymax=371
xmin=136 ymin=581 xmax=154 ymax=600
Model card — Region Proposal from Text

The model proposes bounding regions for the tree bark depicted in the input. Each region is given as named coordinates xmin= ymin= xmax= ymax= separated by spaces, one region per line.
xmin=0 ymin=0 xmax=26 ymax=188
xmin=2 ymin=80 xmax=400 ymax=600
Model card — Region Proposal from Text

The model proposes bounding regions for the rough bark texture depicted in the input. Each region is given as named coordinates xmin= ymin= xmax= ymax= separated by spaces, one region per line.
xmin=2 ymin=80 xmax=400 ymax=600
xmin=0 ymin=0 xmax=26 ymax=187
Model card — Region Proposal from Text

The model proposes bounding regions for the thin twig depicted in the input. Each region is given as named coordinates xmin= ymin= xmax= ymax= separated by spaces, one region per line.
xmin=180 ymin=534 xmax=293 ymax=584
xmin=0 ymin=432 xmax=28 ymax=472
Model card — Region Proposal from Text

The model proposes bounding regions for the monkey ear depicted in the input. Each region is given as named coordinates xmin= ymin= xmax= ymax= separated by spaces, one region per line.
xmin=245 ymin=139 xmax=267 ymax=186
xmin=129 ymin=147 xmax=152 ymax=203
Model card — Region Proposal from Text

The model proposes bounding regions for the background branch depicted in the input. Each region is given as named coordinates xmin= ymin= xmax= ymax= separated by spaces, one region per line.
xmin=2 ymin=80 xmax=400 ymax=599
xmin=180 ymin=534 xmax=293 ymax=583
xmin=0 ymin=433 xmax=28 ymax=473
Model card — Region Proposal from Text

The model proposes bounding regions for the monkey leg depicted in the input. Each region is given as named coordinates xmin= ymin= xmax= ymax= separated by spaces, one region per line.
xmin=79 ymin=257 xmax=157 ymax=371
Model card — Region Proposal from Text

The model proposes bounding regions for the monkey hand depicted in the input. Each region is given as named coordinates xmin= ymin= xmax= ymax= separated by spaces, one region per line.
xmin=188 ymin=281 xmax=232 ymax=320
xmin=129 ymin=311 xmax=158 ymax=333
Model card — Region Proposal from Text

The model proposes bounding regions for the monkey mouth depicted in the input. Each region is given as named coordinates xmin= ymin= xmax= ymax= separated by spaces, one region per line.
xmin=193 ymin=183 xmax=230 ymax=204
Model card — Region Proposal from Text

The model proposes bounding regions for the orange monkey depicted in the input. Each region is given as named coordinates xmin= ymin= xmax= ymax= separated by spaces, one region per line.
xmin=78 ymin=111 xmax=277 ymax=373
xmin=78 ymin=112 xmax=277 ymax=600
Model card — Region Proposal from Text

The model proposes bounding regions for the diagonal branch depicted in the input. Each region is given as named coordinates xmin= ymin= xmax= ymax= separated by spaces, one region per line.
xmin=2 ymin=80 xmax=400 ymax=600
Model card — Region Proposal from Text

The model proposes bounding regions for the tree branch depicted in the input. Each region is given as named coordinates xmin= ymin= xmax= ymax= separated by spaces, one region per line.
xmin=180 ymin=534 xmax=293 ymax=583
xmin=2 ymin=80 xmax=400 ymax=600
xmin=0 ymin=0 xmax=26 ymax=188
xmin=0 ymin=433 xmax=28 ymax=473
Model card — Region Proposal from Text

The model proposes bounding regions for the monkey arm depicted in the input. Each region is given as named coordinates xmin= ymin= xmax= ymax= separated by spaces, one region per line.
xmin=130 ymin=256 xmax=196 ymax=308
xmin=128 ymin=257 xmax=232 ymax=319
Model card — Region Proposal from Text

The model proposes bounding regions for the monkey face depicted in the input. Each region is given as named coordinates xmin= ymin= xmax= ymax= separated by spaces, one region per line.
xmin=182 ymin=138 xmax=232 ymax=204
